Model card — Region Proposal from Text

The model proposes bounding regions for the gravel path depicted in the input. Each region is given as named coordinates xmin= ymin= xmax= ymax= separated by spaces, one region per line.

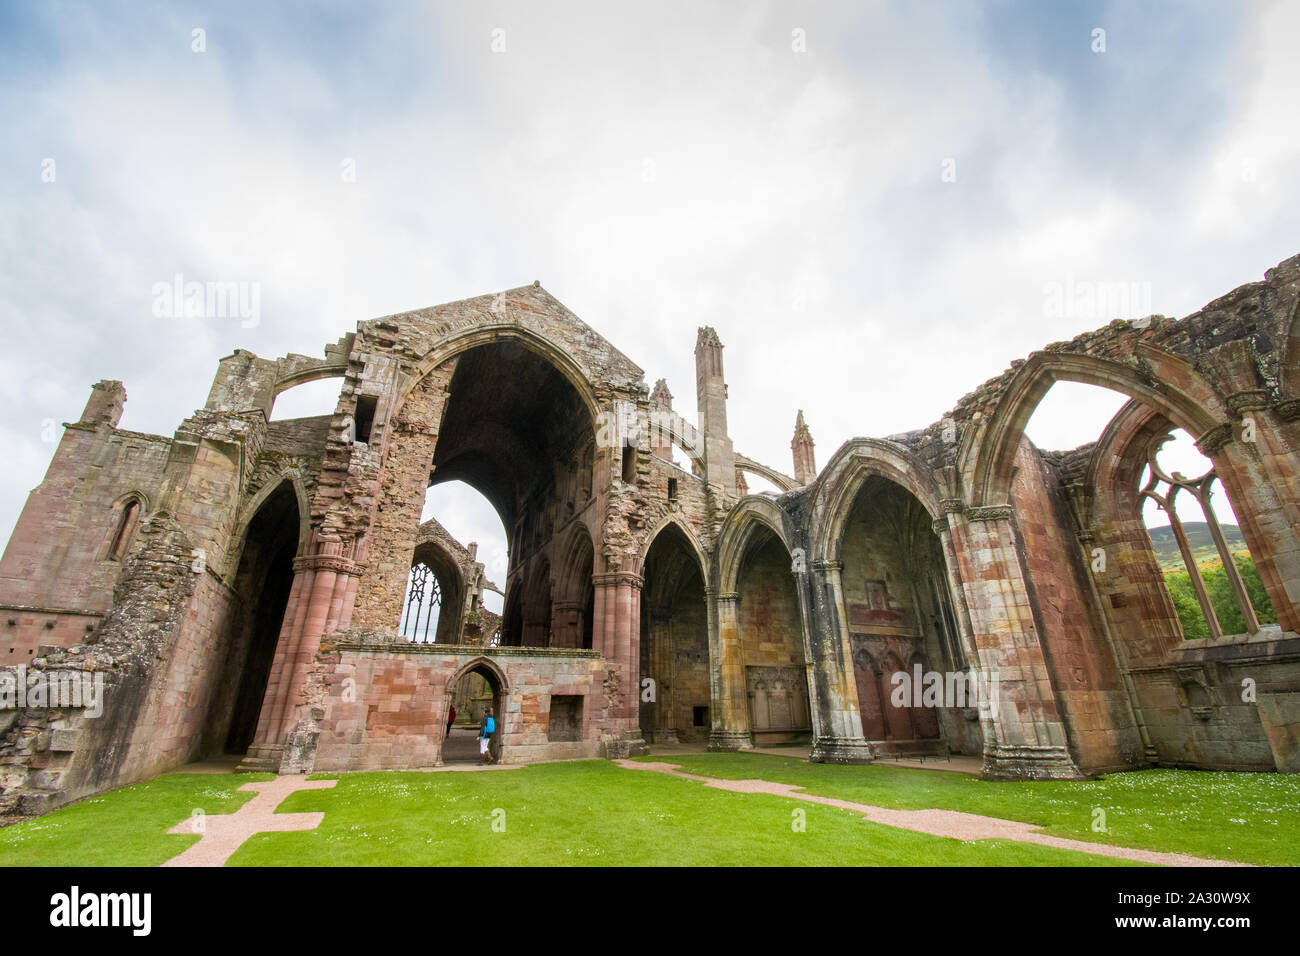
xmin=615 ymin=760 xmax=1247 ymax=867
xmin=163 ymin=775 xmax=337 ymax=867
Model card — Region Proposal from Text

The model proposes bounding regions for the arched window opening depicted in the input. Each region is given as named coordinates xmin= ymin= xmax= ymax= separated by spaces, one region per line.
xmin=269 ymin=377 xmax=342 ymax=421
xmin=107 ymin=498 xmax=142 ymax=561
xmin=400 ymin=562 xmax=442 ymax=643
xmin=1139 ymin=429 xmax=1276 ymax=640
xmin=1024 ymin=381 xmax=1131 ymax=451
xmin=738 ymin=470 xmax=783 ymax=496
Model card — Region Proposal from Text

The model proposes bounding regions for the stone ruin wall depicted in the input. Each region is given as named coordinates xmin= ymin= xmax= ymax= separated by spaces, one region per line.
xmin=3 ymin=256 xmax=1300 ymax=814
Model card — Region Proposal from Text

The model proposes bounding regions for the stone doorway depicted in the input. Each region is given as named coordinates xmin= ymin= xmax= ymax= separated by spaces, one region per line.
xmin=442 ymin=660 xmax=506 ymax=764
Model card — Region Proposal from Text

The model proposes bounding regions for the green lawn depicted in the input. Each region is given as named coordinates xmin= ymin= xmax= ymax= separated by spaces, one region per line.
xmin=640 ymin=753 xmax=1300 ymax=866
xmin=0 ymin=772 xmax=273 ymax=867
xmin=0 ymin=755 xmax=1290 ymax=866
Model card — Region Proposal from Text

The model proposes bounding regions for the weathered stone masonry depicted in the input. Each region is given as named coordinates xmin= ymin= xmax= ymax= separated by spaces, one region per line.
xmin=4 ymin=255 xmax=1300 ymax=814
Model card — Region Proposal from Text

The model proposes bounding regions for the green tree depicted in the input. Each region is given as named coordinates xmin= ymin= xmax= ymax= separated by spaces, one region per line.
xmin=1163 ymin=552 xmax=1275 ymax=639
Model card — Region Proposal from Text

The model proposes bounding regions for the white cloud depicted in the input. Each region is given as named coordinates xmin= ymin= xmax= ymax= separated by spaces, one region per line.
xmin=1 ymin=0 xmax=1296 ymax=559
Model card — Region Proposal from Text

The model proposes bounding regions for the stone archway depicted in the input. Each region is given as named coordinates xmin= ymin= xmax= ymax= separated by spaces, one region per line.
xmin=442 ymin=657 xmax=510 ymax=765
xmin=207 ymin=480 xmax=303 ymax=758
xmin=639 ymin=522 xmax=711 ymax=744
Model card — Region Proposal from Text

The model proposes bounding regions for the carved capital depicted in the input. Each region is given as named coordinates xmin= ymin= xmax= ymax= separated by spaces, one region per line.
xmin=592 ymin=571 xmax=644 ymax=590
xmin=1276 ymin=398 xmax=1300 ymax=422
xmin=940 ymin=496 xmax=965 ymax=514
xmin=931 ymin=517 xmax=949 ymax=537
xmin=1194 ymin=422 xmax=1234 ymax=458
xmin=1226 ymin=389 xmax=1271 ymax=416
xmin=293 ymin=554 xmax=364 ymax=576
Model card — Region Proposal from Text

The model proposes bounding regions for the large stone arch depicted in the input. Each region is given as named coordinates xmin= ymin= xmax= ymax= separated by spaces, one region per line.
xmin=553 ymin=520 xmax=596 ymax=649
xmin=806 ymin=438 xmax=945 ymax=565
xmin=640 ymin=519 xmax=712 ymax=743
xmin=964 ymin=349 xmax=1227 ymax=509
xmin=395 ymin=323 xmax=605 ymax=428
xmin=224 ymin=473 xmax=311 ymax=583
xmin=715 ymin=496 xmax=792 ymax=595
xmin=638 ymin=512 xmax=708 ymax=579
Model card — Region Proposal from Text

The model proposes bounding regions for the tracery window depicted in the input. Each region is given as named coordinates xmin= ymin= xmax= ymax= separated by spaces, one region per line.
xmin=400 ymin=562 xmax=442 ymax=643
xmin=1139 ymin=432 xmax=1267 ymax=639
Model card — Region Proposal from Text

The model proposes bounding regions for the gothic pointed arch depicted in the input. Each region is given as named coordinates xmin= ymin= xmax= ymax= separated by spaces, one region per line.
xmin=963 ymin=349 xmax=1227 ymax=509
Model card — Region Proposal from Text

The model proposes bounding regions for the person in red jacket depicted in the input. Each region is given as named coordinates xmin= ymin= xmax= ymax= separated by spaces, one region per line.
xmin=446 ymin=703 xmax=456 ymax=740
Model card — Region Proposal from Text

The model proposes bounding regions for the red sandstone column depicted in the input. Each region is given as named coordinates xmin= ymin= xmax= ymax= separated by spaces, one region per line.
xmin=599 ymin=574 xmax=616 ymax=659
xmin=274 ymin=564 xmax=336 ymax=736
xmin=624 ymin=576 xmax=642 ymax=723
xmin=252 ymin=565 xmax=314 ymax=747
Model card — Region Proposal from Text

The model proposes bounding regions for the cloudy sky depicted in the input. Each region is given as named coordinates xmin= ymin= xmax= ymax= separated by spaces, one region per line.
xmin=3 ymin=1 xmax=1297 ymax=603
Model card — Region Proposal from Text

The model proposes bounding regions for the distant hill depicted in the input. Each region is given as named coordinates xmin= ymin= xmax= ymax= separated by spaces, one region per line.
xmin=1146 ymin=522 xmax=1247 ymax=570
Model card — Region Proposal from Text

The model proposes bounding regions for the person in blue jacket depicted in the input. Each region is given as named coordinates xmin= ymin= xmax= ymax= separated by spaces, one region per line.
xmin=479 ymin=706 xmax=496 ymax=764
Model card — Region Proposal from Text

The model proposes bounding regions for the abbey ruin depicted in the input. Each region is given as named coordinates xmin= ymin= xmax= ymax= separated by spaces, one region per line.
xmin=3 ymin=253 xmax=1300 ymax=814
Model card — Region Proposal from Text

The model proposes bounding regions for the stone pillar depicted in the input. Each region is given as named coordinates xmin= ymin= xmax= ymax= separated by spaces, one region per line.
xmin=648 ymin=609 xmax=678 ymax=744
xmin=946 ymin=505 xmax=1084 ymax=780
xmin=242 ymin=537 xmax=363 ymax=774
xmin=593 ymin=571 xmax=646 ymax=751
xmin=802 ymin=560 xmax=874 ymax=764
xmin=708 ymin=591 xmax=753 ymax=751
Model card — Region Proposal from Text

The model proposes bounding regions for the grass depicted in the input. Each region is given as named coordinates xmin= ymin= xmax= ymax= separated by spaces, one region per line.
xmin=228 ymin=761 xmax=1123 ymax=866
xmin=0 ymin=755 xmax=1291 ymax=866
xmin=0 ymin=772 xmax=273 ymax=866
xmin=636 ymin=753 xmax=1300 ymax=866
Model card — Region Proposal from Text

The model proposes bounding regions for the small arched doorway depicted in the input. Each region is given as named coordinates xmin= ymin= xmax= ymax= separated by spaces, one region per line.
xmin=442 ymin=659 xmax=508 ymax=765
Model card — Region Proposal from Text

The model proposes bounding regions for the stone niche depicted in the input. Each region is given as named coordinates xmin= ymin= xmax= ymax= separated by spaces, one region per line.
xmin=746 ymin=665 xmax=810 ymax=744
xmin=549 ymin=695 xmax=583 ymax=742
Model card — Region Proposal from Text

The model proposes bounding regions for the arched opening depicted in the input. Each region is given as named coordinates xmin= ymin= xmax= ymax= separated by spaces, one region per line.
xmin=735 ymin=524 xmax=810 ymax=746
xmin=736 ymin=470 xmax=784 ymax=497
xmin=519 ymin=557 xmax=553 ymax=647
xmin=417 ymin=340 xmax=595 ymax=649
xmin=1024 ymin=381 xmax=1278 ymax=644
xmin=442 ymin=660 xmax=506 ymax=765
xmin=639 ymin=523 xmax=710 ymax=743
xmin=268 ymin=376 xmax=342 ymax=421
xmin=1137 ymin=428 xmax=1276 ymax=640
xmin=837 ymin=475 xmax=975 ymax=758
xmin=105 ymin=496 xmax=143 ymax=560
xmin=554 ymin=525 xmax=595 ymax=649
xmin=207 ymin=481 xmax=300 ymax=757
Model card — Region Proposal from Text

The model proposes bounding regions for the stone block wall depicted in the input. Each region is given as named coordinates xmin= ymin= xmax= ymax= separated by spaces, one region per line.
xmin=1012 ymin=440 xmax=1144 ymax=772
xmin=312 ymin=643 xmax=610 ymax=770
